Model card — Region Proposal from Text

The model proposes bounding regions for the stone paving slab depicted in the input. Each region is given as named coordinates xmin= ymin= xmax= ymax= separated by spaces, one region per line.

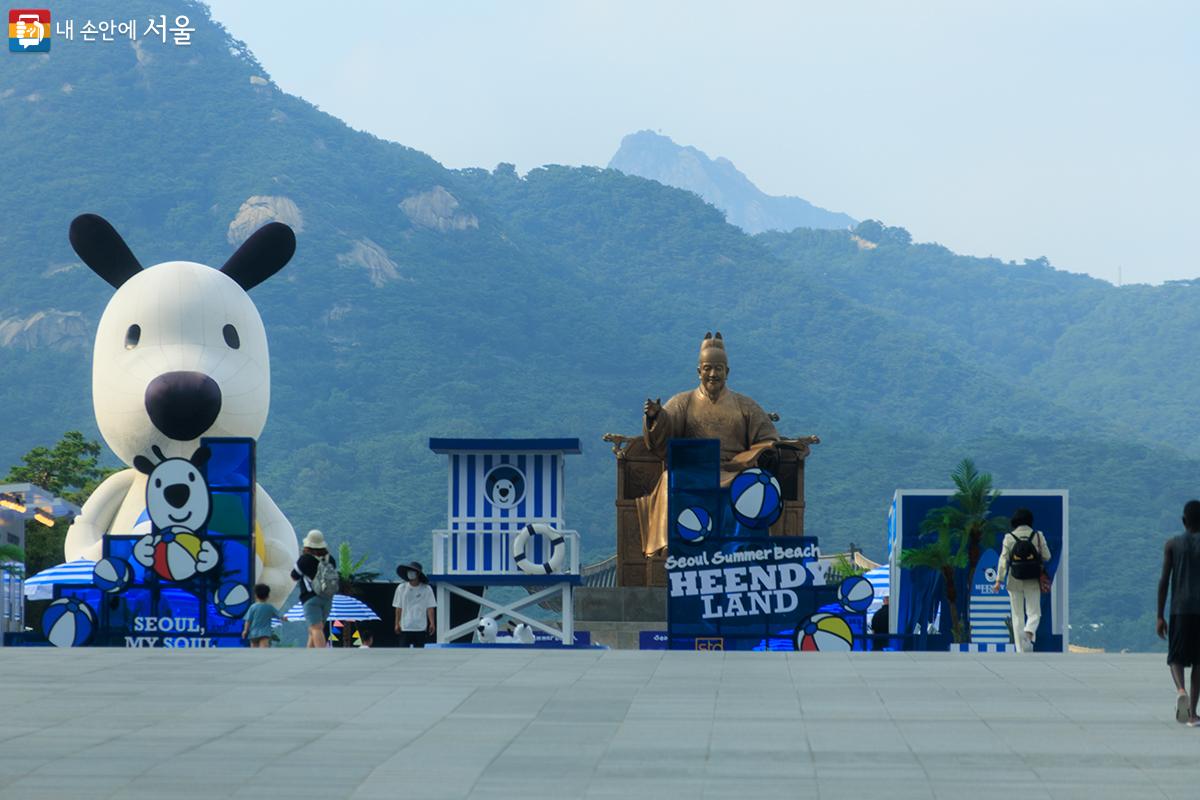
xmin=0 ymin=649 xmax=1192 ymax=799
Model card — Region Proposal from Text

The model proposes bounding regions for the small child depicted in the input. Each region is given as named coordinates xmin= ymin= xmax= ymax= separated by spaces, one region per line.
xmin=242 ymin=584 xmax=281 ymax=648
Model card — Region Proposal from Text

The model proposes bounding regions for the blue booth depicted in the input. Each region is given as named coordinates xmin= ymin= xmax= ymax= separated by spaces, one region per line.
xmin=887 ymin=489 xmax=1069 ymax=653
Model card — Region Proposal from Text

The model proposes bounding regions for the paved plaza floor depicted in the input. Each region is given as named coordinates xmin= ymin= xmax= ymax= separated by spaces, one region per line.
xmin=0 ymin=648 xmax=1196 ymax=799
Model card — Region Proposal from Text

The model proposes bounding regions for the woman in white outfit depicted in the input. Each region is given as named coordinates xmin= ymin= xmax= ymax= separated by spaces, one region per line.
xmin=993 ymin=508 xmax=1051 ymax=653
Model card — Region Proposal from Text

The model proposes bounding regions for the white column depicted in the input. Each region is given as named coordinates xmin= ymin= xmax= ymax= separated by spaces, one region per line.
xmin=561 ymin=584 xmax=574 ymax=645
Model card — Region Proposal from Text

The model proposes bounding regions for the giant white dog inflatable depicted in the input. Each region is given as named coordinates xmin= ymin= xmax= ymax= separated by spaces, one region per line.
xmin=64 ymin=214 xmax=299 ymax=606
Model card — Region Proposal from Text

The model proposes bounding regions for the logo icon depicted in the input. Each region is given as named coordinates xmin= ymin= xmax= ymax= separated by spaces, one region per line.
xmin=9 ymin=9 xmax=50 ymax=52
xmin=483 ymin=464 xmax=525 ymax=509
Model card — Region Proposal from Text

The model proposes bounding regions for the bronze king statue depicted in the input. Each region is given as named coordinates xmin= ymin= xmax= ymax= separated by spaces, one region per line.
xmin=632 ymin=331 xmax=816 ymax=555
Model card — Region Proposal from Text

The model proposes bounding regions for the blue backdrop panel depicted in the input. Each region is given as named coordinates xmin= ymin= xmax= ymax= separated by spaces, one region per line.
xmin=92 ymin=437 xmax=256 ymax=648
xmin=665 ymin=439 xmax=853 ymax=651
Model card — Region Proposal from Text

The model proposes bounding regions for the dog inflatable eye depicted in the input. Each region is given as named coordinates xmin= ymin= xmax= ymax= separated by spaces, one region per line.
xmin=125 ymin=324 xmax=141 ymax=350
xmin=222 ymin=324 xmax=240 ymax=349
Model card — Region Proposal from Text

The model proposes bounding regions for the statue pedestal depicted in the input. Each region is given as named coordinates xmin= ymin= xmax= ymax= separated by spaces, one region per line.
xmin=606 ymin=435 xmax=814 ymax=588
xmin=575 ymin=587 xmax=666 ymax=649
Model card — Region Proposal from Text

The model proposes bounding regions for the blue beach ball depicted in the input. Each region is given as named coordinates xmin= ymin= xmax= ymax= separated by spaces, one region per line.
xmin=837 ymin=575 xmax=875 ymax=614
xmin=675 ymin=506 xmax=712 ymax=543
xmin=92 ymin=557 xmax=133 ymax=594
xmin=42 ymin=597 xmax=96 ymax=647
xmin=213 ymin=581 xmax=252 ymax=619
xmin=729 ymin=468 xmax=782 ymax=529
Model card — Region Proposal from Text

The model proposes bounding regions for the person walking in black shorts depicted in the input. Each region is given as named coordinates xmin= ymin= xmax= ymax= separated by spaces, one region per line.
xmin=1156 ymin=500 xmax=1200 ymax=726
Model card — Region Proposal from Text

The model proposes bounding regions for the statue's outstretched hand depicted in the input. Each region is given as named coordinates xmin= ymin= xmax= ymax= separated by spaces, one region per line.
xmin=644 ymin=397 xmax=663 ymax=423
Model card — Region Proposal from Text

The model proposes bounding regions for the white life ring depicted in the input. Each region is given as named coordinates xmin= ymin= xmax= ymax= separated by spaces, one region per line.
xmin=513 ymin=523 xmax=566 ymax=575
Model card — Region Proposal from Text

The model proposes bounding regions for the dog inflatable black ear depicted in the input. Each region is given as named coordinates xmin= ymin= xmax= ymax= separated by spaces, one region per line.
xmin=69 ymin=214 xmax=143 ymax=289
xmin=221 ymin=222 xmax=295 ymax=291
xmin=133 ymin=455 xmax=155 ymax=475
xmin=190 ymin=446 xmax=211 ymax=468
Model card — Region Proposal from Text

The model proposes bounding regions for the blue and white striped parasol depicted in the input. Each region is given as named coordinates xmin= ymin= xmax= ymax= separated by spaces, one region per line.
xmin=283 ymin=594 xmax=380 ymax=622
xmin=863 ymin=566 xmax=889 ymax=616
xmin=24 ymin=559 xmax=96 ymax=600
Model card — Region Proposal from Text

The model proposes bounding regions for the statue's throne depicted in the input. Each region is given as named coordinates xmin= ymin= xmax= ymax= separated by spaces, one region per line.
xmin=602 ymin=431 xmax=817 ymax=588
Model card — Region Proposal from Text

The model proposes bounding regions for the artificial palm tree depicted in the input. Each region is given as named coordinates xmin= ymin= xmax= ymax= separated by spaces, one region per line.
xmin=336 ymin=542 xmax=379 ymax=591
xmin=910 ymin=459 xmax=1008 ymax=643
xmin=829 ymin=553 xmax=868 ymax=582
xmin=943 ymin=459 xmax=1008 ymax=641
xmin=901 ymin=507 xmax=968 ymax=642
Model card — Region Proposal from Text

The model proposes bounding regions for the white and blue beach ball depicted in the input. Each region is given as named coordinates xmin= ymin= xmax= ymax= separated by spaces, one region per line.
xmin=213 ymin=581 xmax=252 ymax=618
xmin=42 ymin=597 xmax=96 ymax=647
xmin=92 ymin=557 xmax=133 ymax=594
xmin=675 ymin=506 xmax=713 ymax=543
xmin=729 ymin=468 xmax=782 ymax=528
xmin=837 ymin=575 xmax=875 ymax=614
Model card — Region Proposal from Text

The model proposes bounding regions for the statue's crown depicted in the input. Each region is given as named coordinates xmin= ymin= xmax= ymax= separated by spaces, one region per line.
xmin=699 ymin=331 xmax=727 ymax=363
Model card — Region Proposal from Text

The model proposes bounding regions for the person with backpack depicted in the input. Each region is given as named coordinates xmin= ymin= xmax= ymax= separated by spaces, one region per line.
xmin=290 ymin=529 xmax=339 ymax=648
xmin=993 ymin=508 xmax=1051 ymax=653
xmin=1156 ymin=500 xmax=1200 ymax=726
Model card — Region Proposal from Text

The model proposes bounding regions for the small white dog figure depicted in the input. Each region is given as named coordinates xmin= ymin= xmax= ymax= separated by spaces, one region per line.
xmin=511 ymin=622 xmax=535 ymax=644
xmin=475 ymin=617 xmax=498 ymax=643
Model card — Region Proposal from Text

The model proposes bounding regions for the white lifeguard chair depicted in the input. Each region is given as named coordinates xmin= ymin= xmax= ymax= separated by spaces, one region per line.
xmin=428 ymin=438 xmax=582 ymax=645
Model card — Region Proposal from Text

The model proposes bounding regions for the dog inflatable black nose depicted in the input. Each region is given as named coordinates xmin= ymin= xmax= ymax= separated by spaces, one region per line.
xmin=144 ymin=371 xmax=222 ymax=441
xmin=163 ymin=483 xmax=190 ymax=509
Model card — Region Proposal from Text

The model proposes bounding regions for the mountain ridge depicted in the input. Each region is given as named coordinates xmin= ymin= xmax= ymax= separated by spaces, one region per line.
xmin=608 ymin=129 xmax=856 ymax=234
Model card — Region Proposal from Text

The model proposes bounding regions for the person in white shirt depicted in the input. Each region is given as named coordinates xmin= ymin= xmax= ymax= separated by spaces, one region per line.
xmin=393 ymin=561 xmax=436 ymax=647
xmin=993 ymin=508 xmax=1052 ymax=653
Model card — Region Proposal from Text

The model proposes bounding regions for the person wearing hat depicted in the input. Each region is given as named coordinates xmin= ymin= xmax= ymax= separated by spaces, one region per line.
xmin=290 ymin=529 xmax=337 ymax=648
xmin=393 ymin=561 xmax=436 ymax=647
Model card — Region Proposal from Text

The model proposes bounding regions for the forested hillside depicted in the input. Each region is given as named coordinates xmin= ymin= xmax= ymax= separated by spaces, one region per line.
xmin=759 ymin=227 xmax=1200 ymax=455
xmin=0 ymin=0 xmax=1193 ymax=650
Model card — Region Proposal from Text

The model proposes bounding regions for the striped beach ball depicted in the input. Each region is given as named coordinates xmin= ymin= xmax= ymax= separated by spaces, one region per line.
xmin=795 ymin=613 xmax=854 ymax=652
xmin=675 ymin=506 xmax=712 ymax=543
xmin=42 ymin=597 xmax=96 ymax=647
xmin=729 ymin=468 xmax=782 ymax=529
xmin=93 ymin=557 xmax=133 ymax=594
xmin=152 ymin=532 xmax=205 ymax=581
xmin=213 ymin=581 xmax=252 ymax=618
xmin=837 ymin=575 xmax=875 ymax=614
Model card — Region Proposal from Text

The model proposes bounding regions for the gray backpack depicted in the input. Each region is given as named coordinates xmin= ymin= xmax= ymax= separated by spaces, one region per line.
xmin=312 ymin=556 xmax=339 ymax=599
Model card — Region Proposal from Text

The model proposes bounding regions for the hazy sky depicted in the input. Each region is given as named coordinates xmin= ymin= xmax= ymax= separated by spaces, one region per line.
xmin=205 ymin=1 xmax=1198 ymax=284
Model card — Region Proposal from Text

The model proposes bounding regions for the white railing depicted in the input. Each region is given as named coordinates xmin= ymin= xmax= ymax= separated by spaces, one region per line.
xmin=431 ymin=528 xmax=580 ymax=576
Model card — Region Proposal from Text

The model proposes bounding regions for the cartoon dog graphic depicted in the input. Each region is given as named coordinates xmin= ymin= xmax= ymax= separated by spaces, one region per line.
xmin=64 ymin=214 xmax=299 ymax=606
xmin=130 ymin=445 xmax=219 ymax=582
xmin=492 ymin=478 xmax=516 ymax=505
xmin=484 ymin=465 xmax=524 ymax=509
